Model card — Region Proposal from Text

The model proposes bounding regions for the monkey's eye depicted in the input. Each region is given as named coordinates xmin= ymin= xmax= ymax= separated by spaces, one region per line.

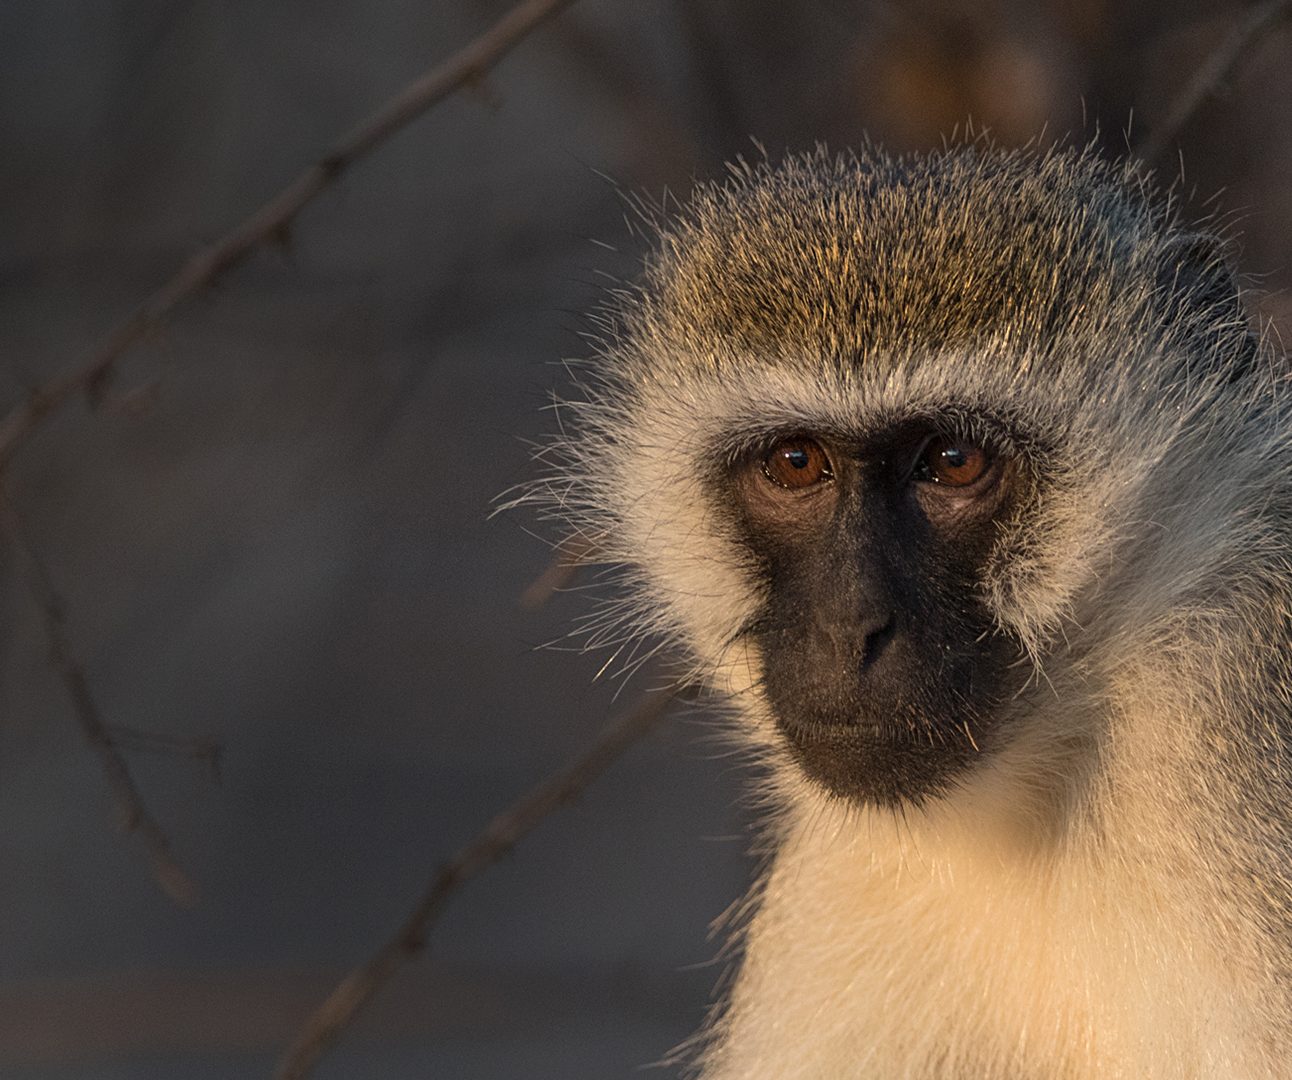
xmin=762 ymin=437 xmax=834 ymax=490
xmin=912 ymin=436 xmax=991 ymax=488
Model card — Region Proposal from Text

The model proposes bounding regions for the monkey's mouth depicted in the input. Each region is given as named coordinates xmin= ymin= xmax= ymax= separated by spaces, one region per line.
xmin=778 ymin=719 xmax=984 ymax=808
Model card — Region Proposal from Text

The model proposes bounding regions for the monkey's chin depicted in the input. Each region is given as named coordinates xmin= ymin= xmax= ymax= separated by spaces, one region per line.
xmin=779 ymin=723 xmax=977 ymax=809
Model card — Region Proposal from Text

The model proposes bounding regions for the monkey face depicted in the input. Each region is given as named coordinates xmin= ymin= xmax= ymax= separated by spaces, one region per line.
xmin=726 ymin=419 xmax=1028 ymax=807
xmin=534 ymin=146 xmax=1260 ymax=815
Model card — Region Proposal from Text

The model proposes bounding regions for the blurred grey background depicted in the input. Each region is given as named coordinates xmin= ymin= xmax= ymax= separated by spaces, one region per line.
xmin=1 ymin=2 xmax=1290 ymax=1078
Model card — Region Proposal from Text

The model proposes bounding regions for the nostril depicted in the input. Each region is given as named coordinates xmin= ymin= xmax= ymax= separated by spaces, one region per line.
xmin=860 ymin=614 xmax=896 ymax=669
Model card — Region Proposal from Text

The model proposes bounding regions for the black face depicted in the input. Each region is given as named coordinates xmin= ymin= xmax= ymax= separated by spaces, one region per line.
xmin=728 ymin=420 xmax=1027 ymax=808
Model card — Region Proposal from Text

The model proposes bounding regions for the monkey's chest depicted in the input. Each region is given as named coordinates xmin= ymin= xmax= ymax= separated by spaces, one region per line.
xmin=703 ymin=839 xmax=1266 ymax=1079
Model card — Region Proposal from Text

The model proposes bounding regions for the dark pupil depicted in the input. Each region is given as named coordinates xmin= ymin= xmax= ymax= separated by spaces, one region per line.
xmin=786 ymin=449 xmax=810 ymax=469
xmin=942 ymin=448 xmax=966 ymax=468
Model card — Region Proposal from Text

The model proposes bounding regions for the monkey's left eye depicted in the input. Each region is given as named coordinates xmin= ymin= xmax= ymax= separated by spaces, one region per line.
xmin=912 ymin=436 xmax=992 ymax=488
xmin=762 ymin=437 xmax=834 ymax=490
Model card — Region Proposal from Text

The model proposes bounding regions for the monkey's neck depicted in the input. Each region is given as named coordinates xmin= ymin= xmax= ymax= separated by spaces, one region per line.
xmin=700 ymin=692 xmax=1288 ymax=1080
xmin=703 ymin=790 xmax=1279 ymax=1080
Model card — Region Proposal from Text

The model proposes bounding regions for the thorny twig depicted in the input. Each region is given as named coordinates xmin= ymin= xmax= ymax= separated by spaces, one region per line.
xmin=1 ymin=500 xmax=199 ymax=906
xmin=1137 ymin=0 xmax=1292 ymax=166
xmin=272 ymin=684 xmax=685 ymax=1080
xmin=0 ymin=0 xmax=581 ymax=474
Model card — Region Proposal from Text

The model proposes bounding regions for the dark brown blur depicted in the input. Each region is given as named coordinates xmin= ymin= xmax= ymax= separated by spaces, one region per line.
xmin=0 ymin=2 xmax=1289 ymax=1078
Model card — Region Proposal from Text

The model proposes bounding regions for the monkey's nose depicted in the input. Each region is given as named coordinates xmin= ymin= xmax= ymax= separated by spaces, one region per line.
xmin=859 ymin=613 xmax=896 ymax=670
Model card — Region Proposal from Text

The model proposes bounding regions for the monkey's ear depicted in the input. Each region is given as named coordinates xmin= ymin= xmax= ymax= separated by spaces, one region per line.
xmin=1154 ymin=233 xmax=1257 ymax=380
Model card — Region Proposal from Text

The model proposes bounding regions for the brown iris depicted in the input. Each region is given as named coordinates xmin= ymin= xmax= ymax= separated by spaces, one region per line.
xmin=763 ymin=437 xmax=833 ymax=489
xmin=918 ymin=436 xmax=991 ymax=487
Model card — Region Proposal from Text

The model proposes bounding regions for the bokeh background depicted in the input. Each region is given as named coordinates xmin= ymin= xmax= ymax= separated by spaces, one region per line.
xmin=2 ymin=2 xmax=1290 ymax=1077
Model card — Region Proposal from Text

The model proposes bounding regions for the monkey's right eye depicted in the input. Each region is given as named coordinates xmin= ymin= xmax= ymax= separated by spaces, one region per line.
xmin=762 ymin=437 xmax=834 ymax=490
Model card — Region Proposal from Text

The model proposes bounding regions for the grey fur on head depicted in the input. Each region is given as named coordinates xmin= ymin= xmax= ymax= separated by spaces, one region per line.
xmin=522 ymin=143 xmax=1292 ymax=1077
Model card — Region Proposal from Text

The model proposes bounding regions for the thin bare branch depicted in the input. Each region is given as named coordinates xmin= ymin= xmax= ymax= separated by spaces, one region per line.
xmin=0 ymin=0 xmax=580 ymax=474
xmin=107 ymin=725 xmax=224 ymax=785
xmin=1 ymin=501 xmax=198 ymax=907
xmin=273 ymin=684 xmax=685 ymax=1080
xmin=519 ymin=534 xmax=598 ymax=610
xmin=1137 ymin=0 xmax=1292 ymax=166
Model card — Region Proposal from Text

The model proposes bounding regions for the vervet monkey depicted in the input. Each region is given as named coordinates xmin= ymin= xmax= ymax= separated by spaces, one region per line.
xmin=529 ymin=145 xmax=1291 ymax=1077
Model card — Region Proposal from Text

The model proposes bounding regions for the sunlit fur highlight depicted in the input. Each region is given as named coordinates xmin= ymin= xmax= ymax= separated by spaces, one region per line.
xmin=520 ymin=144 xmax=1292 ymax=1077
